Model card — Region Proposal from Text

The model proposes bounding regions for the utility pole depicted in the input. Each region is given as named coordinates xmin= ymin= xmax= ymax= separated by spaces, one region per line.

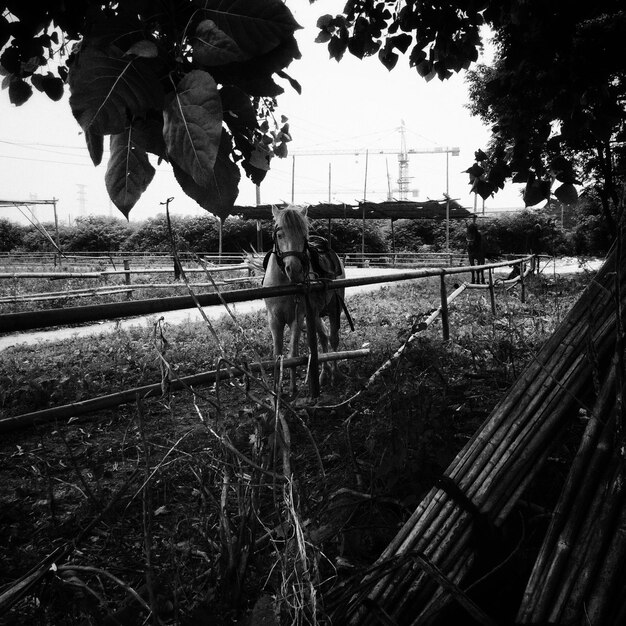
xmin=328 ymin=162 xmax=332 ymax=203
xmin=362 ymin=150 xmax=369 ymax=260
xmin=328 ymin=163 xmax=332 ymax=240
xmin=446 ymin=151 xmax=450 ymax=254
xmin=255 ymin=184 xmax=263 ymax=251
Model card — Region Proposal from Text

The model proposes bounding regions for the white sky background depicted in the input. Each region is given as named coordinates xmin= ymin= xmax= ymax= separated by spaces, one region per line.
xmin=0 ymin=0 xmax=526 ymax=226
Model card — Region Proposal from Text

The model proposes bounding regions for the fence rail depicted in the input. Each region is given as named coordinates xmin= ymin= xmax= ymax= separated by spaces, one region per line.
xmin=0 ymin=255 xmax=535 ymax=397
xmin=0 ymin=262 xmax=250 ymax=280
xmin=0 ymin=250 xmax=471 ymax=271
xmin=0 ymin=251 xmax=244 ymax=270
xmin=1 ymin=256 xmax=534 ymax=332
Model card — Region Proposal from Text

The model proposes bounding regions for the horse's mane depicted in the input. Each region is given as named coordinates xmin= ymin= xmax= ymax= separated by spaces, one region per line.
xmin=275 ymin=205 xmax=309 ymax=240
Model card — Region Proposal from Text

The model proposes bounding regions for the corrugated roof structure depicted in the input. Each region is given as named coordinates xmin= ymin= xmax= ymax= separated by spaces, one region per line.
xmin=231 ymin=200 xmax=472 ymax=221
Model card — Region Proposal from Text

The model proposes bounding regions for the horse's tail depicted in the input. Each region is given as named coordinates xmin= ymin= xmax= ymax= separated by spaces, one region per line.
xmin=244 ymin=251 xmax=266 ymax=273
xmin=339 ymin=293 xmax=355 ymax=332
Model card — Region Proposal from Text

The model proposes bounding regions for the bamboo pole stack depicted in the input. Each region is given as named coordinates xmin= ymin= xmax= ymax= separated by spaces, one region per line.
xmin=337 ymin=240 xmax=626 ymax=624
xmin=516 ymin=359 xmax=626 ymax=623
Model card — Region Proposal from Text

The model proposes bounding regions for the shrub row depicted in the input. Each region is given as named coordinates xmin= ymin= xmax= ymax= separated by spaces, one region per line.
xmin=0 ymin=199 xmax=611 ymax=257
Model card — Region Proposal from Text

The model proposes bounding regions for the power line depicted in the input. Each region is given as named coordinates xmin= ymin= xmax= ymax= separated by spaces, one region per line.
xmin=0 ymin=153 xmax=94 ymax=166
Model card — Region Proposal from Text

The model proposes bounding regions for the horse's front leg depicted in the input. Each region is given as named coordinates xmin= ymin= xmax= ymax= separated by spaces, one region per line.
xmin=287 ymin=315 xmax=302 ymax=395
xmin=268 ymin=312 xmax=285 ymax=390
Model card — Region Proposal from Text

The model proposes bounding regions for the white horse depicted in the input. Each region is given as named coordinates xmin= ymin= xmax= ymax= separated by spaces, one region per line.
xmin=263 ymin=205 xmax=347 ymax=394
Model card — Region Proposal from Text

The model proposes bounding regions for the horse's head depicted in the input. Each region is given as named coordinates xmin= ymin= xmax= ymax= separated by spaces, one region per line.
xmin=466 ymin=216 xmax=480 ymax=244
xmin=272 ymin=204 xmax=310 ymax=283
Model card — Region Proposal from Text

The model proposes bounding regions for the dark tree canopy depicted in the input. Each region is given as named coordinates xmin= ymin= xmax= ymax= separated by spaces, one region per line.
xmin=3 ymin=1 xmax=625 ymax=228
xmin=0 ymin=0 xmax=301 ymax=219
xmin=315 ymin=1 xmax=626 ymax=229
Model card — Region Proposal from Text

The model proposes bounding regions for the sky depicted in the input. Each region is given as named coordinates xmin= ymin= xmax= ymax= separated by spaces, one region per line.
xmin=0 ymin=0 xmax=527 ymax=227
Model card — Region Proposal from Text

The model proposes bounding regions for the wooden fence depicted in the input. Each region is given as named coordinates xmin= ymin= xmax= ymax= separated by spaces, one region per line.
xmin=0 ymin=251 xmax=471 ymax=272
xmin=0 ymin=251 xmax=244 ymax=268
xmin=0 ymin=261 xmax=250 ymax=280
xmin=0 ymin=255 xmax=535 ymax=398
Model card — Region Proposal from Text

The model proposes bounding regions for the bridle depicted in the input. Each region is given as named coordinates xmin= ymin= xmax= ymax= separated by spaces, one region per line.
xmin=272 ymin=226 xmax=310 ymax=279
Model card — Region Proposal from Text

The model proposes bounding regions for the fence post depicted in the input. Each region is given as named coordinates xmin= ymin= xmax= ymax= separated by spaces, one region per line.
xmin=123 ymin=259 xmax=132 ymax=300
xmin=520 ymin=261 xmax=526 ymax=303
xmin=304 ymin=295 xmax=321 ymax=398
xmin=488 ymin=268 xmax=496 ymax=315
xmin=440 ymin=272 xmax=450 ymax=341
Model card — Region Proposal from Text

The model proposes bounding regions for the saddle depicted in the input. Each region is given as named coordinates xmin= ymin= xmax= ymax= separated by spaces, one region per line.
xmin=307 ymin=235 xmax=343 ymax=279
xmin=262 ymin=235 xmax=343 ymax=279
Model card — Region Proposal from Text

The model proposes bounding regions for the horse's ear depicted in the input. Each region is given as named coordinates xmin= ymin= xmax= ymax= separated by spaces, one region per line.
xmin=300 ymin=205 xmax=308 ymax=218
xmin=271 ymin=205 xmax=281 ymax=219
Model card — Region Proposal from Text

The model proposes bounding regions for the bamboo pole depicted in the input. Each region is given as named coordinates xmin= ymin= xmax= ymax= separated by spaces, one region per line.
xmin=517 ymin=365 xmax=614 ymax=620
xmin=550 ymin=460 xmax=622 ymax=622
xmin=584 ymin=491 xmax=626 ymax=623
xmin=439 ymin=274 xmax=449 ymax=340
xmin=0 ymin=279 xmax=261 ymax=303
xmin=384 ymin=309 xmax=598 ymax=567
xmin=488 ymin=268 xmax=496 ymax=315
xmin=123 ymin=259 xmax=131 ymax=300
xmin=0 ymin=263 xmax=250 ymax=280
xmin=0 ymin=349 xmax=369 ymax=433
xmin=0 ymin=289 xmax=135 ymax=303
xmin=362 ymin=283 xmax=467 ymax=392
xmin=304 ymin=295 xmax=321 ymax=398
xmin=343 ymin=242 xmax=624 ymax=623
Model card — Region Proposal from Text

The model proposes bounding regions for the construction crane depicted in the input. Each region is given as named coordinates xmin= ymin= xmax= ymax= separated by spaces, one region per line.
xmin=290 ymin=123 xmax=459 ymax=201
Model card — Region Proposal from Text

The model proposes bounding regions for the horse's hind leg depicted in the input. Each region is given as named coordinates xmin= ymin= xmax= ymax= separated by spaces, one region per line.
xmin=319 ymin=298 xmax=343 ymax=385
xmin=315 ymin=316 xmax=332 ymax=386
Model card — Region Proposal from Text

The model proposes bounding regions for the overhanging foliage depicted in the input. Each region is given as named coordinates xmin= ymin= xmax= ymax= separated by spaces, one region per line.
xmin=0 ymin=0 xmax=301 ymax=219
xmin=316 ymin=1 xmax=625 ymax=226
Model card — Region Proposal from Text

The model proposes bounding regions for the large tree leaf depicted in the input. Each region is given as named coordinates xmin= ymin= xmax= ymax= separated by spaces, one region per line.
xmin=220 ymin=85 xmax=257 ymax=136
xmin=0 ymin=15 xmax=10 ymax=51
xmin=85 ymin=128 xmax=104 ymax=166
xmin=68 ymin=45 xmax=164 ymax=136
xmin=31 ymin=72 xmax=64 ymax=101
xmin=209 ymin=35 xmax=301 ymax=97
xmin=192 ymin=19 xmax=248 ymax=66
xmin=523 ymin=179 xmax=552 ymax=207
xmin=8 ymin=77 xmax=32 ymax=105
xmin=554 ymin=182 xmax=578 ymax=205
xmin=132 ymin=114 xmax=168 ymax=161
xmin=472 ymin=178 xmax=496 ymax=200
xmin=163 ymin=70 xmax=223 ymax=187
xmin=105 ymin=126 xmax=156 ymax=217
xmin=194 ymin=0 xmax=301 ymax=58
xmin=171 ymin=130 xmax=240 ymax=221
